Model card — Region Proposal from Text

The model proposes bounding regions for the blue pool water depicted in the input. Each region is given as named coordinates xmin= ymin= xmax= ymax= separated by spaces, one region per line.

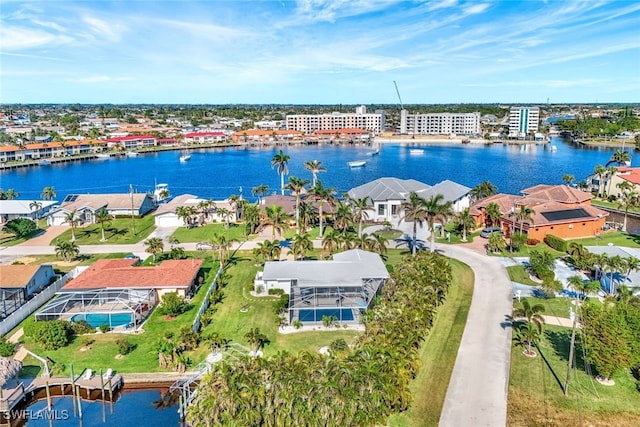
xmin=71 ymin=313 xmax=132 ymax=328
xmin=299 ymin=308 xmax=355 ymax=322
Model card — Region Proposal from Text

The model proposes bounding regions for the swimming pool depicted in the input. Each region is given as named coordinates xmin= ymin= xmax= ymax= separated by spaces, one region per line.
xmin=298 ymin=308 xmax=355 ymax=323
xmin=71 ymin=312 xmax=132 ymax=328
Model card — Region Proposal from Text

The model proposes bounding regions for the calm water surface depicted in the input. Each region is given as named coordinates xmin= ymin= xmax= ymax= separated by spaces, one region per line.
xmin=0 ymin=137 xmax=624 ymax=201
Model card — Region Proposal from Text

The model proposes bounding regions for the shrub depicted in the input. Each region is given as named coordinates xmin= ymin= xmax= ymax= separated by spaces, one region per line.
xmin=544 ymin=234 xmax=568 ymax=252
xmin=272 ymin=294 xmax=289 ymax=315
xmin=3 ymin=218 xmax=38 ymax=238
xmin=329 ymin=338 xmax=348 ymax=353
xmin=32 ymin=320 xmax=72 ymax=350
xmin=158 ymin=292 xmax=189 ymax=317
xmin=526 ymin=238 xmax=540 ymax=246
xmin=293 ymin=320 xmax=303 ymax=329
xmin=22 ymin=317 xmax=38 ymax=338
xmin=268 ymin=288 xmax=285 ymax=296
xmin=71 ymin=320 xmax=94 ymax=335
xmin=0 ymin=336 xmax=17 ymax=357
xmin=255 ymin=285 xmax=265 ymax=294
xmin=510 ymin=232 xmax=527 ymax=251
xmin=99 ymin=324 xmax=110 ymax=333
xmin=116 ymin=338 xmax=133 ymax=355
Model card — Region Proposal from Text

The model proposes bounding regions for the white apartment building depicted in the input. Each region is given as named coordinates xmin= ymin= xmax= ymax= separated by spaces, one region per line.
xmin=508 ymin=106 xmax=540 ymax=138
xmin=400 ymin=110 xmax=480 ymax=135
xmin=285 ymin=106 xmax=385 ymax=134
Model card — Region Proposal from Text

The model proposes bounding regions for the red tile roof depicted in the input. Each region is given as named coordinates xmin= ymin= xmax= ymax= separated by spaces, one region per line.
xmin=62 ymin=259 xmax=203 ymax=291
xmin=617 ymin=167 xmax=640 ymax=184
xmin=520 ymin=185 xmax=592 ymax=204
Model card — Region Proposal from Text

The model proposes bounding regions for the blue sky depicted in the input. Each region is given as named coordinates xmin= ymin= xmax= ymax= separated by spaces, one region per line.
xmin=1 ymin=0 xmax=639 ymax=104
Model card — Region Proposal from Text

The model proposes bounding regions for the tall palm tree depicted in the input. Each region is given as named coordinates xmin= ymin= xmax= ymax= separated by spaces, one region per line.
xmin=515 ymin=204 xmax=535 ymax=235
xmin=304 ymin=160 xmax=326 ymax=187
xmin=456 ymin=207 xmax=476 ymax=242
xmin=332 ymin=201 xmax=354 ymax=233
xmin=54 ymin=239 xmax=79 ymax=262
xmin=244 ymin=328 xmax=268 ymax=353
xmin=251 ymin=184 xmax=269 ymax=203
xmin=562 ymin=174 xmax=575 ymax=186
xmin=485 ymin=202 xmax=502 ymax=227
xmin=29 ymin=200 xmax=43 ymax=219
xmin=94 ymin=207 xmax=113 ymax=242
xmin=41 ymin=186 xmax=56 ymax=200
xmin=349 ymin=196 xmax=371 ymax=237
xmin=308 ymin=180 xmax=336 ymax=238
xmin=244 ymin=204 xmax=261 ymax=235
xmin=144 ymin=237 xmax=164 ymax=263
xmin=298 ymin=200 xmax=317 ymax=233
xmin=322 ymin=229 xmax=340 ymax=257
xmin=210 ymin=232 xmax=234 ymax=267
xmin=262 ymin=205 xmax=290 ymax=239
xmin=400 ymin=192 xmax=428 ymax=256
xmin=617 ymin=190 xmax=639 ymax=232
xmin=605 ymin=149 xmax=631 ymax=167
xmin=271 ymin=150 xmax=290 ymax=195
xmin=217 ymin=207 xmax=233 ymax=230
xmin=291 ymin=233 xmax=313 ymax=260
xmin=63 ymin=209 xmax=80 ymax=242
xmin=176 ymin=205 xmax=196 ymax=228
xmin=424 ymin=194 xmax=453 ymax=252
xmin=593 ymin=164 xmax=606 ymax=196
xmin=284 ymin=176 xmax=309 ymax=234
xmin=253 ymin=239 xmax=281 ymax=263
xmin=470 ymin=180 xmax=497 ymax=202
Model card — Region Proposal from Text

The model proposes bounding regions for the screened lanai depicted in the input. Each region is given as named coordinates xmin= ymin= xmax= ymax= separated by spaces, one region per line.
xmin=256 ymin=249 xmax=389 ymax=325
xmin=36 ymin=288 xmax=156 ymax=330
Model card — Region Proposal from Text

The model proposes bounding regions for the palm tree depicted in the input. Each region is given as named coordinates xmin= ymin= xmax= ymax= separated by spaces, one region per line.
xmin=624 ymin=256 xmax=640 ymax=282
xmin=605 ymin=166 xmax=618 ymax=196
xmin=562 ymin=174 xmax=575 ymax=186
xmin=485 ymin=202 xmax=502 ymax=228
xmin=175 ymin=205 xmax=196 ymax=228
xmin=54 ymin=239 xmax=79 ymax=262
xmin=251 ymin=184 xmax=269 ymax=203
xmin=349 ymin=196 xmax=371 ymax=237
xmin=262 ymin=205 xmax=290 ymax=239
xmin=617 ymin=190 xmax=639 ymax=232
xmin=217 ymin=207 xmax=233 ymax=230
xmin=291 ymin=233 xmax=313 ymax=260
xmin=423 ymin=194 xmax=453 ymax=252
xmin=244 ymin=204 xmax=261 ymax=235
xmin=332 ymin=201 xmax=354 ymax=233
xmin=298 ymin=201 xmax=317 ymax=233
xmin=29 ymin=200 xmax=42 ymax=219
xmin=400 ymin=192 xmax=428 ymax=256
xmin=210 ymin=232 xmax=234 ymax=267
xmin=605 ymin=149 xmax=631 ymax=167
xmin=284 ymin=176 xmax=309 ymax=234
xmin=2 ymin=188 xmax=19 ymax=200
xmin=322 ymin=229 xmax=340 ymax=257
xmin=304 ymin=160 xmax=326 ymax=187
xmin=244 ymin=328 xmax=268 ymax=354
xmin=94 ymin=207 xmax=112 ymax=242
xmin=456 ymin=207 xmax=476 ymax=242
xmin=514 ymin=322 xmax=540 ymax=357
xmin=144 ymin=237 xmax=164 ymax=262
xmin=63 ymin=209 xmax=80 ymax=242
xmin=593 ymin=164 xmax=606 ymax=196
xmin=271 ymin=150 xmax=290 ymax=195
xmin=515 ymin=204 xmax=535 ymax=235
xmin=253 ymin=239 xmax=282 ymax=263
xmin=470 ymin=180 xmax=497 ymax=202
xmin=511 ymin=299 xmax=545 ymax=332
xmin=307 ymin=180 xmax=336 ymax=238
xmin=41 ymin=186 xmax=56 ymax=200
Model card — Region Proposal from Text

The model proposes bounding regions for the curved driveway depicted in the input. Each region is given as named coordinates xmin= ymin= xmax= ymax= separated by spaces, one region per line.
xmin=437 ymin=244 xmax=513 ymax=427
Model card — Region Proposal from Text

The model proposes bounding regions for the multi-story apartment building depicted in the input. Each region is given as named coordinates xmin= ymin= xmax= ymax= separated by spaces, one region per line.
xmin=400 ymin=111 xmax=481 ymax=135
xmin=508 ymin=106 xmax=540 ymax=138
xmin=285 ymin=106 xmax=385 ymax=134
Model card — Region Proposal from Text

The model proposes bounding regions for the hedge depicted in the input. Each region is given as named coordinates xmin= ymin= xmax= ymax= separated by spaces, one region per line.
xmin=544 ymin=234 xmax=568 ymax=252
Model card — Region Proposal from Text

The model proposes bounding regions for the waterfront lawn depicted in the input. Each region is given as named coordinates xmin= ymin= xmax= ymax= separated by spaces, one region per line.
xmin=170 ymin=223 xmax=255 ymax=243
xmin=388 ymin=259 xmax=474 ymax=427
xmin=18 ymin=257 xmax=220 ymax=375
xmin=506 ymin=265 xmax=541 ymax=287
xmin=52 ymin=216 xmax=156 ymax=245
xmin=508 ymin=325 xmax=640 ymax=426
xmin=568 ymin=231 xmax=640 ymax=248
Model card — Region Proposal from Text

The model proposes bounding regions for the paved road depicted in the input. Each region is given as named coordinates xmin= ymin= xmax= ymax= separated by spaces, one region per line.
xmin=438 ymin=244 xmax=513 ymax=427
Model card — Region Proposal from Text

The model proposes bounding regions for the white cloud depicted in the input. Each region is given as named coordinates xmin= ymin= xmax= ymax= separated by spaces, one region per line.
xmin=0 ymin=26 xmax=73 ymax=51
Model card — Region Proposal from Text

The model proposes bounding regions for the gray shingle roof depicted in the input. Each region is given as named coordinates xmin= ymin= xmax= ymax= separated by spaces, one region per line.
xmin=423 ymin=180 xmax=471 ymax=202
xmin=347 ymin=177 xmax=431 ymax=202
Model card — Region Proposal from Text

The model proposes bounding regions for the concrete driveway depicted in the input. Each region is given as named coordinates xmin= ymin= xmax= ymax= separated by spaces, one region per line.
xmin=438 ymin=244 xmax=513 ymax=427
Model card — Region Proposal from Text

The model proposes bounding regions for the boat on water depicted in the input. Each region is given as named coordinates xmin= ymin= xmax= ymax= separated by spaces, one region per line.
xmin=154 ymin=183 xmax=171 ymax=203
xmin=549 ymin=145 xmax=557 ymax=152
xmin=348 ymin=160 xmax=366 ymax=168
xmin=409 ymin=149 xmax=425 ymax=155
xmin=95 ymin=153 xmax=111 ymax=160
xmin=126 ymin=151 xmax=139 ymax=157
xmin=38 ymin=159 xmax=51 ymax=166
xmin=179 ymin=154 xmax=191 ymax=162
xmin=369 ymin=148 xmax=380 ymax=156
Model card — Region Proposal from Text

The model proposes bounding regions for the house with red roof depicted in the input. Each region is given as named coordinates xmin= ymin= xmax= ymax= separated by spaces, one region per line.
xmin=470 ymin=185 xmax=609 ymax=240
xmin=587 ymin=166 xmax=640 ymax=197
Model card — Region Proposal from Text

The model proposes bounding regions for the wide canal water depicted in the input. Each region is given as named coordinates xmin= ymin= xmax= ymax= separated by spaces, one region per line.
xmin=0 ymin=137 xmax=628 ymax=201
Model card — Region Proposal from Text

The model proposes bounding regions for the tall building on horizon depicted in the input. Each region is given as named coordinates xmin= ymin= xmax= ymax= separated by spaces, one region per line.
xmin=508 ymin=106 xmax=540 ymax=138
xmin=400 ymin=111 xmax=480 ymax=135
xmin=285 ymin=106 xmax=385 ymax=134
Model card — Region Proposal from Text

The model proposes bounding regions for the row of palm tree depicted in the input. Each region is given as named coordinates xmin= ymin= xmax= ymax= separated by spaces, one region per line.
xmin=187 ymin=252 xmax=453 ymax=426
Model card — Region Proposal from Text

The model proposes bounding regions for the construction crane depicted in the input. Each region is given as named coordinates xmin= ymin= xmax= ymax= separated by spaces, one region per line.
xmin=393 ymin=80 xmax=404 ymax=110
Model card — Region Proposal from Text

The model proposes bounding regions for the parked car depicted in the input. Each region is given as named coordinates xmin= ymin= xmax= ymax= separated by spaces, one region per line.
xmin=196 ymin=242 xmax=213 ymax=250
xmin=480 ymin=226 xmax=503 ymax=238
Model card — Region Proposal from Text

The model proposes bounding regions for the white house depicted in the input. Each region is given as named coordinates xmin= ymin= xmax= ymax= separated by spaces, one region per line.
xmin=0 ymin=200 xmax=58 ymax=224
xmin=153 ymin=194 xmax=237 ymax=227
xmin=49 ymin=193 xmax=155 ymax=226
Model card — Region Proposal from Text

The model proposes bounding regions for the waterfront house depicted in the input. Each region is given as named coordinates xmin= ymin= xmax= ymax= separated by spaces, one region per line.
xmin=231 ymin=129 xmax=304 ymax=143
xmin=0 ymin=264 xmax=55 ymax=319
xmin=0 ymin=140 xmax=107 ymax=162
xmin=254 ymin=249 xmax=388 ymax=325
xmin=346 ymin=177 xmax=471 ymax=224
xmin=586 ymin=166 xmax=640 ymax=197
xmin=153 ymin=194 xmax=237 ymax=227
xmin=0 ymin=200 xmax=58 ymax=223
xmin=48 ymin=193 xmax=155 ymax=226
xmin=35 ymin=258 xmax=203 ymax=329
xmin=470 ymin=184 xmax=609 ymax=240
xmin=183 ymin=131 xmax=228 ymax=144
xmin=105 ymin=135 xmax=157 ymax=150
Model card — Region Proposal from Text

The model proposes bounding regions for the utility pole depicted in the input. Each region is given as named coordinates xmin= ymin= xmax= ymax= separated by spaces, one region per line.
xmin=564 ymin=303 xmax=578 ymax=395
xmin=130 ymin=184 xmax=136 ymax=235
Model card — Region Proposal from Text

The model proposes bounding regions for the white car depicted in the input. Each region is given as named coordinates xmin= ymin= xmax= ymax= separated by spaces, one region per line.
xmin=196 ymin=242 xmax=213 ymax=250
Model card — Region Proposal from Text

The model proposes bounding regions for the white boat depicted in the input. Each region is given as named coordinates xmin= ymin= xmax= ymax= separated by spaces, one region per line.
xmin=126 ymin=151 xmax=139 ymax=157
xmin=549 ymin=145 xmax=557 ymax=152
xmin=95 ymin=153 xmax=111 ymax=160
xmin=38 ymin=159 xmax=51 ymax=166
xmin=409 ymin=149 xmax=424 ymax=155
xmin=348 ymin=160 xmax=366 ymax=167
xmin=154 ymin=183 xmax=170 ymax=203
xmin=179 ymin=154 xmax=191 ymax=162
xmin=369 ymin=148 xmax=380 ymax=156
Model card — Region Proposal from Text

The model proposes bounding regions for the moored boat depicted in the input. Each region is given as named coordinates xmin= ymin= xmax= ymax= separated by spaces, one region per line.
xmin=179 ymin=154 xmax=191 ymax=162
xmin=126 ymin=151 xmax=139 ymax=157
xmin=348 ymin=160 xmax=366 ymax=167
xmin=409 ymin=149 xmax=424 ymax=155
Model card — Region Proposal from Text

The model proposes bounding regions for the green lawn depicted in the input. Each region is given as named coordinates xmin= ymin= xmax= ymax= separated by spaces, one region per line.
xmin=283 ymin=226 xmax=320 ymax=240
xmin=170 ymin=223 xmax=255 ymax=243
xmin=372 ymin=229 xmax=403 ymax=241
xmin=53 ymin=216 xmax=156 ymax=245
xmin=9 ymin=253 xmax=132 ymax=274
xmin=492 ymin=240 xmax=566 ymax=258
xmin=591 ymin=198 xmax=640 ymax=214
xmin=508 ymin=325 xmax=640 ymax=426
xmin=568 ymin=231 xmax=640 ymax=248
xmin=506 ymin=265 xmax=541 ymax=286
xmin=435 ymin=223 xmax=482 ymax=245
xmin=0 ymin=229 xmax=45 ymax=247
xmin=388 ymin=259 xmax=474 ymax=427
xmin=516 ymin=297 xmax=573 ymax=320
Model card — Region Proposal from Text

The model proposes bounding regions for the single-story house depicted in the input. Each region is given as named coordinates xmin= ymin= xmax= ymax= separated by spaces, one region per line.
xmin=346 ymin=177 xmax=471 ymax=224
xmin=153 ymin=194 xmax=237 ymax=227
xmin=254 ymin=249 xmax=389 ymax=325
xmin=48 ymin=193 xmax=155 ymax=226
xmin=0 ymin=200 xmax=58 ymax=223
xmin=0 ymin=264 xmax=55 ymax=318
xmin=35 ymin=258 xmax=203 ymax=329
xmin=470 ymin=185 xmax=609 ymax=240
